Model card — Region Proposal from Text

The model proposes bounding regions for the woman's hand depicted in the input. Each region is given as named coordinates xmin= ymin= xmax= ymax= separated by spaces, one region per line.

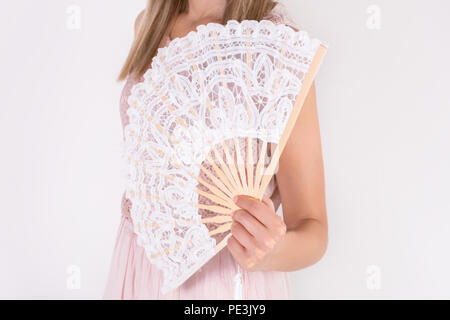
xmin=226 ymin=83 xmax=328 ymax=272
xmin=227 ymin=194 xmax=287 ymax=271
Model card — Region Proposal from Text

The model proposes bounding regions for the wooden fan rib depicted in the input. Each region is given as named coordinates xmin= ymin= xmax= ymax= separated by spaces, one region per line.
xmin=199 ymin=164 xmax=234 ymax=198
xmin=249 ymin=33 xmax=292 ymax=195
xmin=196 ymin=187 xmax=236 ymax=211
xmin=196 ymin=171 xmax=230 ymax=198
xmin=202 ymin=98 xmax=239 ymax=195
xmin=130 ymin=152 xmax=232 ymax=210
xmin=208 ymin=146 xmax=241 ymax=194
xmin=214 ymin=233 xmax=232 ymax=253
xmin=212 ymin=33 xmax=245 ymax=196
xmin=246 ymin=138 xmax=254 ymax=195
xmin=244 ymin=30 xmax=255 ymax=195
xmin=197 ymin=203 xmax=233 ymax=215
xmin=204 ymin=152 xmax=236 ymax=197
xmin=221 ymin=141 xmax=244 ymax=194
xmin=209 ymin=222 xmax=232 ymax=236
xmin=252 ymin=140 xmax=268 ymax=197
xmin=136 ymin=214 xmax=232 ymax=229
xmin=130 ymin=189 xmax=232 ymax=215
xmin=203 ymin=96 xmax=244 ymax=196
xmin=234 ymin=137 xmax=249 ymax=193
xmin=256 ymin=44 xmax=328 ymax=199
xmin=201 ymin=215 xmax=232 ymax=224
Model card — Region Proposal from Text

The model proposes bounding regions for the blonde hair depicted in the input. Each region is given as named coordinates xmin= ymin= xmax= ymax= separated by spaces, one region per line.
xmin=117 ymin=0 xmax=278 ymax=81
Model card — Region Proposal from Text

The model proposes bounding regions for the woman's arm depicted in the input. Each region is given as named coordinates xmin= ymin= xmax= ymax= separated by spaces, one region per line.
xmin=228 ymin=82 xmax=328 ymax=272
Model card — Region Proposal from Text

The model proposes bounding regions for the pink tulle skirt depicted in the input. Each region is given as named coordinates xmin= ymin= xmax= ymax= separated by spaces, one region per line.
xmin=103 ymin=195 xmax=292 ymax=300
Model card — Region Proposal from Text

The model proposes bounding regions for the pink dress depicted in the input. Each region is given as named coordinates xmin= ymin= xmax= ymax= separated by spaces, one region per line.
xmin=104 ymin=7 xmax=298 ymax=300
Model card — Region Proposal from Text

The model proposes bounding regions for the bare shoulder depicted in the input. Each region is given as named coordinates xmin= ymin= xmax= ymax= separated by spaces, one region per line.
xmin=134 ymin=9 xmax=146 ymax=36
xmin=266 ymin=3 xmax=300 ymax=32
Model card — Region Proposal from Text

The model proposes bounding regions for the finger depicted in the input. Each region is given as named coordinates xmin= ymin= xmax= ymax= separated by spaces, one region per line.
xmin=230 ymin=220 xmax=258 ymax=251
xmin=232 ymin=209 xmax=274 ymax=249
xmin=233 ymin=195 xmax=278 ymax=228
xmin=227 ymin=235 xmax=247 ymax=265
xmin=261 ymin=194 xmax=275 ymax=213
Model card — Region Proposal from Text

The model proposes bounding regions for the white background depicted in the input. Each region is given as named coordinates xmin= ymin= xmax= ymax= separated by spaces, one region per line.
xmin=0 ymin=0 xmax=449 ymax=299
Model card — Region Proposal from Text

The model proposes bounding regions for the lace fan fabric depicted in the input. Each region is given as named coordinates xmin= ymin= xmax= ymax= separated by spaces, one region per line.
xmin=122 ymin=19 xmax=325 ymax=294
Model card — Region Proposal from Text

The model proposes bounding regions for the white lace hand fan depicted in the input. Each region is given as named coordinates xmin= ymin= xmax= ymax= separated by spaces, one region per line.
xmin=123 ymin=19 xmax=327 ymax=294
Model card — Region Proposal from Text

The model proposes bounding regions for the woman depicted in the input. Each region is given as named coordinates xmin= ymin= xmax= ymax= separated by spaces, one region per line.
xmin=104 ymin=0 xmax=328 ymax=300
